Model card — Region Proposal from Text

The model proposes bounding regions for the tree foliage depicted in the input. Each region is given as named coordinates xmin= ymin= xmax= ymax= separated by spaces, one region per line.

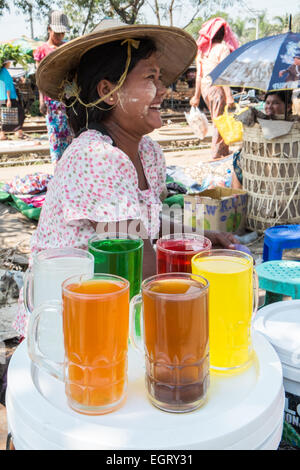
xmin=186 ymin=9 xmax=300 ymax=44
xmin=0 ymin=43 xmax=32 ymax=68
xmin=0 ymin=0 xmax=9 ymax=16
xmin=7 ymin=1 xmax=300 ymax=42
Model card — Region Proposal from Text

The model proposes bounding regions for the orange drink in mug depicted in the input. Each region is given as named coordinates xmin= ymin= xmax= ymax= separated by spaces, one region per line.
xmin=28 ymin=274 xmax=130 ymax=415
xmin=191 ymin=250 xmax=258 ymax=374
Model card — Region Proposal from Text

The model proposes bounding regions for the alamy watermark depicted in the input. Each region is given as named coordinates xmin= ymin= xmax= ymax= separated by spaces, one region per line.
xmin=95 ymin=201 xmax=205 ymax=238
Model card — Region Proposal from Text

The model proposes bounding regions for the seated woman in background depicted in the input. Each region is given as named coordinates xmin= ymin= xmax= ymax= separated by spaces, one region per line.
xmin=232 ymin=90 xmax=293 ymax=189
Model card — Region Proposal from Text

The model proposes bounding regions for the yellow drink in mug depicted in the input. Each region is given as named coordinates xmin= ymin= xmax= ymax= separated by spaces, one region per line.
xmin=191 ymin=250 xmax=258 ymax=374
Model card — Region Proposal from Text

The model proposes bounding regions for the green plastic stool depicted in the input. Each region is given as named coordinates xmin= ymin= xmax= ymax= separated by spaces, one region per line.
xmin=256 ymin=260 xmax=300 ymax=306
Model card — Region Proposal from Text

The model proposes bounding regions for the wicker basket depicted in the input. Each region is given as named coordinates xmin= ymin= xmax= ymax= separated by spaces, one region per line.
xmin=0 ymin=107 xmax=18 ymax=126
xmin=241 ymin=121 xmax=300 ymax=233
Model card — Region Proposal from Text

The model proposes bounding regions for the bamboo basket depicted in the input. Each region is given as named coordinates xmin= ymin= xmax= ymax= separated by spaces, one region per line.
xmin=0 ymin=107 xmax=18 ymax=125
xmin=241 ymin=121 xmax=300 ymax=233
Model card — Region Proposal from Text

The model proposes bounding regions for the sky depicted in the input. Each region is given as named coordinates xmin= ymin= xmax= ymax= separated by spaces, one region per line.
xmin=0 ymin=0 xmax=299 ymax=42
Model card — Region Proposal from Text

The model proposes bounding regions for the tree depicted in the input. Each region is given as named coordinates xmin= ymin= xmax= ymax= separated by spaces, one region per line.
xmin=247 ymin=10 xmax=275 ymax=40
xmin=62 ymin=0 xmax=105 ymax=36
xmin=13 ymin=0 xmax=54 ymax=38
xmin=107 ymin=0 xmax=146 ymax=24
xmin=145 ymin=0 xmax=235 ymax=29
xmin=273 ymin=14 xmax=290 ymax=33
xmin=0 ymin=0 xmax=9 ymax=17
xmin=62 ymin=0 xmax=147 ymax=35
xmin=0 ymin=43 xmax=32 ymax=68
xmin=185 ymin=10 xmax=231 ymax=39
xmin=12 ymin=0 xmax=240 ymax=40
xmin=232 ymin=17 xmax=247 ymax=39
xmin=292 ymin=13 xmax=300 ymax=32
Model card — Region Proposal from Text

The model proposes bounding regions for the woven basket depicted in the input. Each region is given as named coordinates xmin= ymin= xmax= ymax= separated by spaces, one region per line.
xmin=0 ymin=107 xmax=18 ymax=125
xmin=241 ymin=121 xmax=300 ymax=233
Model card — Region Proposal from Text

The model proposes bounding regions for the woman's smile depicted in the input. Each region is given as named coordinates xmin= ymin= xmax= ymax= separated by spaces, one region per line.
xmin=112 ymin=52 xmax=167 ymax=135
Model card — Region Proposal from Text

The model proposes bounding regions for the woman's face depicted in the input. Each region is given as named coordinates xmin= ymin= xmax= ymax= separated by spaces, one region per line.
xmin=265 ymin=94 xmax=285 ymax=116
xmin=109 ymin=52 xmax=167 ymax=136
xmin=49 ymin=28 xmax=65 ymax=47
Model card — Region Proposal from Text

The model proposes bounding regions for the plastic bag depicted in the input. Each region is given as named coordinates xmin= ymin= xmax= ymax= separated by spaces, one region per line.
xmin=184 ymin=106 xmax=208 ymax=139
xmin=213 ymin=105 xmax=244 ymax=145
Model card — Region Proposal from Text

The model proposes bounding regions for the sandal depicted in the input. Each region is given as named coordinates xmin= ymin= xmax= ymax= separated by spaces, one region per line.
xmin=14 ymin=131 xmax=25 ymax=139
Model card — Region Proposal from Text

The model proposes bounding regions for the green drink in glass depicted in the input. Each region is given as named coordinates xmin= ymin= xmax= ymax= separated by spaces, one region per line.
xmin=88 ymin=233 xmax=144 ymax=299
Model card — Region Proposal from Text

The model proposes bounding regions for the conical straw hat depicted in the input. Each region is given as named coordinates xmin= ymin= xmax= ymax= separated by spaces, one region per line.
xmin=36 ymin=22 xmax=197 ymax=101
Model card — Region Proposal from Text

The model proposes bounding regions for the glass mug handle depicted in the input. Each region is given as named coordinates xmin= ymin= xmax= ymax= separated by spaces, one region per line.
xmin=252 ymin=268 xmax=259 ymax=320
xmin=129 ymin=293 xmax=144 ymax=355
xmin=23 ymin=267 xmax=34 ymax=314
xmin=27 ymin=300 xmax=64 ymax=381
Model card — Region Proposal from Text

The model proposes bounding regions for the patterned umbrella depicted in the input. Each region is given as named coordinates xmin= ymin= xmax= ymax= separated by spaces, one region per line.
xmin=210 ymin=31 xmax=300 ymax=92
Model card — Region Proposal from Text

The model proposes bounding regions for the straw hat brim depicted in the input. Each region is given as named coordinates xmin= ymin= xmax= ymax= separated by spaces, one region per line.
xmin=36 ymin=24 xmax=197 ymax=101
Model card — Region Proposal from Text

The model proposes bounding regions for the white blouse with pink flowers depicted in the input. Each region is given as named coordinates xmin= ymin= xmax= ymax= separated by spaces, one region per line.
xmin=31 ymin=129 xmax=166 ymax=253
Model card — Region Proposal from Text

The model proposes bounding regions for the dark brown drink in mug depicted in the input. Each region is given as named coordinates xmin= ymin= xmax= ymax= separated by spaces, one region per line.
xmin=141 ymin=275 xmax=209 ymax=412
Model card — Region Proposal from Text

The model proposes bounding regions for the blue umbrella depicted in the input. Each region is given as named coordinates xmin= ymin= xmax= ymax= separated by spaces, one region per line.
xmin=210 ymin=31 xmax=300 ymax=92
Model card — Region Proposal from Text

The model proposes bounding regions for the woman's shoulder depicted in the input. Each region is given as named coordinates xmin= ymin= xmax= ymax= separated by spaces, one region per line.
xmin=0 ymin=67 xmax=10 ymax=79
xmin=140 ymin=134 xmax=163 ymax=156
xmin=62 ymin=129 xmax=113 ymax=157
xmin=214 ymin=42 xmax=230 ymax=55
xmin=61 ymin=130 xmax=137 ymax=172
xmin=33 ymin=43 xmax=53 ymax=61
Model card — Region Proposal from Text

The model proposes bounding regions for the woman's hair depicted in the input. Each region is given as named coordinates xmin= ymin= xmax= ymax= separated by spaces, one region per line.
xmin=212 ymin=25 xmax=225 ymax=43
xmin=65 ymin=38 xmax=157 ymax=134
xmin=264 ymin=90 xmax=292 ymax=106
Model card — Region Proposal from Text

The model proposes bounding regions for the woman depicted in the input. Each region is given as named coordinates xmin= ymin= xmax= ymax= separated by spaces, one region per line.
xmin=13 ymin=21 xmax=238 ymax=336
xmin=264 ymin=91 xmax=292 ymax=118
xmin=33 ymin=10 xmax=72 ymax=163
xmin=190 ymin=17 xmax=239 ymax=159
xmin=0 ymin=60 xmax=25 ymax=140
xmin=232 ymin=90 xmax=293 ymax=189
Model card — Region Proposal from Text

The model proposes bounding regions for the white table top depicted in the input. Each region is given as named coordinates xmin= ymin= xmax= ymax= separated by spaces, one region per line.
xmin=6 ymin=332 xmax=284 ymax=450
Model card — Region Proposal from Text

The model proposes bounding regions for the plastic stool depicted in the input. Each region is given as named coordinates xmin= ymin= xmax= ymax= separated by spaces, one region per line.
xmin=263 ymin=225 xmax=300 ymax=262
xmin=256 ymin=260 xmax=300 ymax=306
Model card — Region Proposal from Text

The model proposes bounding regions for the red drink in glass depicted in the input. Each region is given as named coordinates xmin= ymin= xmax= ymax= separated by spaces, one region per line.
xmin=156 ymin=233 xmax=212 ymax=274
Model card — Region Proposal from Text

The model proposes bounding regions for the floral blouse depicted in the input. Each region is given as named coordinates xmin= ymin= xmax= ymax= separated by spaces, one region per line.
xmin=30 ymin=129 xmax=167 ymax=253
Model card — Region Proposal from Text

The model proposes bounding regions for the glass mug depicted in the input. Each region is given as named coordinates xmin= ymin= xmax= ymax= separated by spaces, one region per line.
xmin=28 ymin=274 xmax=130 ymax=415
xmin=88 ymin=233 xmax=143 ymax=299
xmin=23 ymin=247 xmax=94 ymax=314
xmin=191 ymin=249 xmax=259 ymax=375
xmin=130 ymin=273 xmax=209 ymax=413
xmin=156 ymin=233 xmax=212 ymax=274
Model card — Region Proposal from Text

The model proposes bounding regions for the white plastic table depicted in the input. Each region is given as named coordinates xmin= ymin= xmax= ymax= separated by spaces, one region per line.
xmin=6 ymin=331 xmax=284 ymax=450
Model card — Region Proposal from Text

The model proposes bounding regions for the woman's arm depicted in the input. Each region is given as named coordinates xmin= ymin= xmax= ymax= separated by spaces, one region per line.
xmin=6 ymin=89 xmax=11 ymax=107
xmin=223 ymin=85 xmax=235 ymax=108
xmin=190 ymin=55 xmax=202 ymax=107
xmin=35 ymin=61 xmax=47 ymax=115
xmin=159 ymin=211 xmax=238 ymax=249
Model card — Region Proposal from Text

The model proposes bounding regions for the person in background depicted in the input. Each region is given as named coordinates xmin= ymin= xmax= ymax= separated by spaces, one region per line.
xmin=190 ymin=17 xmax=239 ymax=159
xmin=0 ymin=60 xmax=25 ymax=140
xmin=232 ymin=90 xmax=292 ymax=189
xmin=292 ymin=88 xmax=300 ymax=115
xmin=33 ymin=10 xmax=72 ymax=163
